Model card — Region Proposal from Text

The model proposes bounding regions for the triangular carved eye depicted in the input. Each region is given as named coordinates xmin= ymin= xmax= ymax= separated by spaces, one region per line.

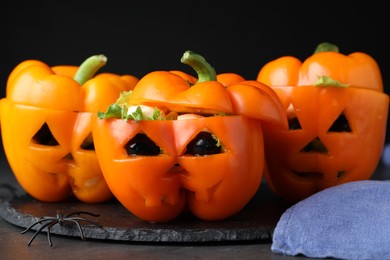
xmin=327 ymin=112 xmax=352 ymax=132
xmin=32 ymin=123 xmax=59 ymax=146
xmin=80 ymin=133 xmax=94 ymax=150
xmin=301 ymin=137 xmax=328 ymax=154
xmin=288 ymin=117 xmax=302 ymax=130
xmin=287 ymin=104 xmax=302 ymax=130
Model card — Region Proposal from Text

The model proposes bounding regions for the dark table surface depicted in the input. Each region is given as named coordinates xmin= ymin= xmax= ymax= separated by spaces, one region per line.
xmin=1 ymin=155 xmax=389 ymax=260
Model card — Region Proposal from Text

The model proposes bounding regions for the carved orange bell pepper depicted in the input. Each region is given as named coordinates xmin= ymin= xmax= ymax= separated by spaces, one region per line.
xmin=93 ymin=51 xmax=287 ymax=222
xmin=0 ymin=55 xmax=138 ymax=203
xmin=257 ymin=42 xmax=389 ymax=202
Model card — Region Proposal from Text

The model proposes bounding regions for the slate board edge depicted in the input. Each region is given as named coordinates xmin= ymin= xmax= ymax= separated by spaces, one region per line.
xmin=0 ymin=197 xmax=276 ymax=243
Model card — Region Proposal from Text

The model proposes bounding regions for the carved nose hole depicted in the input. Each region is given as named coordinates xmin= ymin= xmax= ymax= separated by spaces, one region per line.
xmin=301 ymin=137 xmax=328 ymax=154
xmin=63 ymin=153 xmax=73 ymax=160
xmin=32 ymin=123 xmax=59 ymax=146
xmin=169 ymin=164 xmax=184 ymax=173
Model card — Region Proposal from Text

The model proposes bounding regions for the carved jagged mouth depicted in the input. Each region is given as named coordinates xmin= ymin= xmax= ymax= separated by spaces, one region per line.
xmin=141 ymin=164 xmax=223 ymax=206
xmin=292 ymin=170 xmax=347 ymax=180
xmin=293 ymin=171 xmax=324 ymax=180
xmin=139 ymin=164 xmax=185 ymax=207
xmin=176 ymin=167 xmax=222 ymax=202
xmin=145 ymin=191 xmax=182 ymax=207
xmin=188 ymin=181 xmax=222 ymax=202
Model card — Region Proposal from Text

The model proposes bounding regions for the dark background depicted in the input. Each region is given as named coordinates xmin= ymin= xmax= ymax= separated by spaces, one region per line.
xmin=1 ymin=1 xmax=389 ymax=150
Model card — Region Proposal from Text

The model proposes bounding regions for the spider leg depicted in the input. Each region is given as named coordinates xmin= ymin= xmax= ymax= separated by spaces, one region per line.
xmin=65 ymin=211 xmax=100 ymax=218
xmin=46 ymin=220 xmax=60 ymax=247
xmin=21 ymin=218 xmax=54 ymax=234
xmin=69 ymin=216 xmax=103 ymax=228
xmin=26 ymin=220 xmax=58 ymax=246
xmin=68 ymin=219 xmax=86 ymax=240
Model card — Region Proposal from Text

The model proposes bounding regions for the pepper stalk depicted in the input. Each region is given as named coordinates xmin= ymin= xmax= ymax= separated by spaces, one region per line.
xmin=73 ymin=54 xmax=107 ymax=85
xmin=180 ymin=51 xmax=217 ymax=83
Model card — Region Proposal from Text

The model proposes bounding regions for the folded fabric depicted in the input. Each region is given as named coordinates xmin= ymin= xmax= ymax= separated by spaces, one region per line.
xmin=382 ymin=143 xmax=390 ymax=166
xmin=272 ymin=180 xmax=390 ymax=260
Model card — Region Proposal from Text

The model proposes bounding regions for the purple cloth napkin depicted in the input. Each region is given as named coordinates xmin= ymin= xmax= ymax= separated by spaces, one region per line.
xmin=272 ymin=180 xmax=390 ymax=260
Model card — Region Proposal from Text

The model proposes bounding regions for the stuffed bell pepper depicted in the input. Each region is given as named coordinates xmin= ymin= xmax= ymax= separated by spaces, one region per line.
xmin=0 ymin=55 xmax=138 ymax=203
xmin=93 ymin=51 xmax=288 ymax=222
xmin=257 ymin=42 xmax=389 ymax=202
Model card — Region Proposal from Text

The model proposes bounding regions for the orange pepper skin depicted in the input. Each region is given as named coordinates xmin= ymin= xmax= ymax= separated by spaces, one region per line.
xmin=217 ymin=73 xmax=288 ymax=128
xmin=216 ymin=72 xmax=246 ymax=86
xmin=169 ymin=70 xmax=197 ymax=84
xmin=92 ymin=115 xmax=265 ymax=222
xmin=257 ymin=45 xmax=389 ymax=202
xmin=129 ymin=71 xmax=288 ymax=128
xmin=51 ymin=66 xmax=139 ymax=112
xmin=129 ymin=71 xmax=234 ymax=115
xmin=257 ymin=51 xmax=383 ymax=91
xmin=0 ymin=58 xmax=138 ymax=203
xmin=226 ymin=80 xmax=288 ymax=128
xmin=5 ymin=60 xmax=84 ymax=111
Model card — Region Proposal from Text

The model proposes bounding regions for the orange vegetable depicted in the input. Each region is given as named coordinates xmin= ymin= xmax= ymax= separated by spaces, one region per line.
xmin=257 ymin=42 xmax=389 ymax=202
xmin=0 ymin=55 xmax=138 ymax=203
xmin=93 ymin=51 xmax=287 ymax=222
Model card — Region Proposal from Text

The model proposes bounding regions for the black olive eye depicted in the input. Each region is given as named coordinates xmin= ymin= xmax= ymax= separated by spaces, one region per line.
xmin=185 ymin=132 xmax=222 ymax=156
xmin=125 ymin=133 xmax=161 ymax=156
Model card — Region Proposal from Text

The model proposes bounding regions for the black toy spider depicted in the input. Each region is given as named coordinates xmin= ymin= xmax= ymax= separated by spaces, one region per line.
xmin=21 ymin=210 xmax=103 ymax=247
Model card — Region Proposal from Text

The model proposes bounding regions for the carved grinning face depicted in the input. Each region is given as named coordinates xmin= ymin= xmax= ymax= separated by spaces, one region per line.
xmin=263 ymin=86 xmax=389 ymax=202
xmin=66 ymin=112 xmax=114 ymax=203
xmin=92 ymin=115 xmax=264 ymax=222
xmin=0 ymin=100 xmax=113 ymax=203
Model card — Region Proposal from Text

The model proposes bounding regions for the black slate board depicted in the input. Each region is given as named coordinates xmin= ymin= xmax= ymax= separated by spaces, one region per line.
xmin=0 ymin=184 xmax=291 ymax=243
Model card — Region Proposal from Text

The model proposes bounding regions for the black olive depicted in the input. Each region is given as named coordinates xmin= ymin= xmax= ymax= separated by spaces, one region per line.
xmin=186 ymin=132 xmax=221 ymax=156
xmin=125 ymin=133 xmax=160 ymax=156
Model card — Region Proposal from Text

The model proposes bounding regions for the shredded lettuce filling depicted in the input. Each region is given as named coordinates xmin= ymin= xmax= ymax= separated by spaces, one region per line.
xmin=97 ymin=91 xmax=165 ymax=121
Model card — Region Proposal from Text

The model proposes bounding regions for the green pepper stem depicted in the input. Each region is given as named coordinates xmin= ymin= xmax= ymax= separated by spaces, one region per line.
xmin=181 ymin=51 xmax=217 ymax=83
xmin=314 ymin=42 xmax=339 ymax=54
xmin=73 ymin=54 xmax=107 ymax=85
